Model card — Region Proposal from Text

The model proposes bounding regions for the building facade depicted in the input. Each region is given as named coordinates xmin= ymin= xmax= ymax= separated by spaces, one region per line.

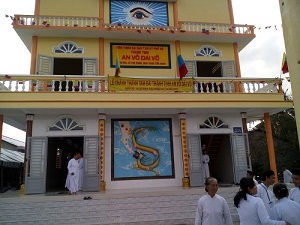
xmin=0 ymin=0 xmax=292 ymax=194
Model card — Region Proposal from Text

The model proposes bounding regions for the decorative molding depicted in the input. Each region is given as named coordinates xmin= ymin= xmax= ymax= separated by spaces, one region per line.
xmin=48 ymin=115 xmax=84 ymax=131
xmin=200 ymin=115 xmax=229 ymax=129
xmin=194 ymin=45 xmax=221 ymax=57
xmin=53 ymin=41 xmax=84 ymax=54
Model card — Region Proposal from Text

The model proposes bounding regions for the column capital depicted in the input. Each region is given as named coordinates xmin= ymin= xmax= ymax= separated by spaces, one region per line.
xmin=98 ymin=113 xmax=107 ymax=120
xmin=178 ymin=112 xmax=187 ymax=120
xmin=26 ymin=114 xmax=34 ymax=121
xmin=240 ymin=112 xmax=247 ymax=119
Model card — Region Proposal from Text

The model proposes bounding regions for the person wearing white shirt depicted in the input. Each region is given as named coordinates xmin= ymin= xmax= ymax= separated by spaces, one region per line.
xmin=271 ymin=183 xmax=300 ymax=225
xmin=77 ymin=153 xmax=84 ymax=191
xmin=195 ymin=177 xmax=233 ymax=225
xmin=234 ymin=177 xmax=288 ymax=225
xmin=202 ymin=145 xmax=210 ymax=180
xmin=282 ymin=166 xmax=292 ymax=184
xmin=289 ymin=168 xmax=300 ymax=203
xmin=256 ymin=170 xmax=276 ymax=216
xmin=247 ymin=170 xmax=259 ymax=186
xmin=65 ymin=152 xmax=80 ymax=195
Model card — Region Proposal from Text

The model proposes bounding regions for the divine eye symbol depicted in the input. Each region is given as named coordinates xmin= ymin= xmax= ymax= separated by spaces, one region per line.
xmin=129 ymin=7 xmax=152 ymax=24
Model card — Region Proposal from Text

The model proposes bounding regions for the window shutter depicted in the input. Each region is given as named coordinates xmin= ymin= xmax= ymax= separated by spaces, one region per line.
xmin=222 ymin=61 xmax=236 ymax=92
xmin=83 ymin=58 xmax=98 ymax=76
xmin=37 ymin=55 xmax=53 ymax=75
xmin=222 ymin=61 xmax=236 ymax=77
xmin=185 ymin=60 xmax=197 ymax=77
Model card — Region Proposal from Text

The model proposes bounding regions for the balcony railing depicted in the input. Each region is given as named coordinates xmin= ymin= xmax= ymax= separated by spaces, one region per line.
xmin=178 ymin=22 xmax=254 ymax=35
xmin=0 ymin=75 xmax=282 ymax=94
xmin=12 ymin=15 xmax=254 ymax=35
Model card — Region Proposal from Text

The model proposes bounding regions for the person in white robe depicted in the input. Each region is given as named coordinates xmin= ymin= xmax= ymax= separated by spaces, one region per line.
xmin=202 ymin=146 xmax=210 ymax=180
xmin=78 ymin=153 xmax=84 ymax=191
xmin=282 ymin=166 xmax=292 ymax=183
xmin=271 ymin=183 xmax=300 ymax=225
xmin=234 ymin=177 xmax=287 ymax=225
xmin=289 ymin=168 xmax=300 ymax=203
xmin=256 ymin=170 xmax=276 ymax=216
xmin=65 ymin=152 xmax=80 ymax=194
xmin=195 ymin=177 xmax=233 ymax=225
xmin=247 ymin=170 xmax=259 ymax=186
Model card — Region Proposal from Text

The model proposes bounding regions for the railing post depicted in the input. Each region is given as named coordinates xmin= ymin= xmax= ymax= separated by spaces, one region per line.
xmin=278 ymin=80 xmax=283 ymax=93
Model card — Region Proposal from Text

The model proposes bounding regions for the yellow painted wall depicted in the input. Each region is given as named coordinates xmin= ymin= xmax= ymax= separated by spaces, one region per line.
xmin=177 ymin=0 xmax=230 ymax=23
xmin=103 ymin=0 xmax=110 ymax=23
xmin=181 ymin=42 xmax=234 ymax=61
xmin=39 ymin=0 xmax=99 ymax=17
xmin=36 ymin=38 xmax=235 ymax=77
xmin=37 ymin=37 xmax=99 ymax=58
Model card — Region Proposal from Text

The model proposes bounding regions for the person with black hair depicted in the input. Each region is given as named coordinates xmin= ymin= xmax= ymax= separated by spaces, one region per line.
xmin=271 ymin=183 xmax=300 ymax=225
xmin=256 ymin=170 xmax=276 ymax=216
xmin=234 ymin=177 xmax=288 ymax=225
xmin=289 ymin=168 xmax=300 ymax=203
xmin=195 ymin=177 xmax=233 ymax=225
xmin=247 ymin=170 xmax=259 ymax=185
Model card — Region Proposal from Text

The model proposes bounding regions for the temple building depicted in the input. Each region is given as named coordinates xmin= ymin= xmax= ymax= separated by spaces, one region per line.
xmin=0 ymin=0 xmax=292 ymax=194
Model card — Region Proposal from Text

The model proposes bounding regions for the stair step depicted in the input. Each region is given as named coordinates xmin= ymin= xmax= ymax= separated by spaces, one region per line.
xmin=0 ymin=187 xmax=241 ymax=224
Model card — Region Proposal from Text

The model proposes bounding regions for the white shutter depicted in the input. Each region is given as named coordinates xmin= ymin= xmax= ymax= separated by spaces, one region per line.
xmin=83 ymin=58 xmax=98 ymax=92
xmin=188 ymin=134 xmax=204 ymax=186
xmin=83 ymin=136 xmax=100 ymax=191
xmin=25 ymin=137 xmax=47 ymax=194
xmin=222 ymin=61 xmax=236 ymax=77
xmin=185 ymin=61 xmax=197 ymax=77
xmin=37 ymin=55 xmax=53 ymax=75
xmin=222 ymin=61 xmax=236 ymax=92
xmin=83 ymin=58 xmax=97 ymax=76
xmin=231 ymin=133 xmax=251 ymax=184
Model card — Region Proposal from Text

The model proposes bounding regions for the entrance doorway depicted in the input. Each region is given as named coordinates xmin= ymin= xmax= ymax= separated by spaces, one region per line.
xmin=46 ymin=137 xmax=83 ymax=192
xmin=201 ymin=134 xmax=234 ymax=184
xmin=53 ymin=58 xmax=83 ymax=91
xmin=188 ymin=133 xmax=251 ymax=186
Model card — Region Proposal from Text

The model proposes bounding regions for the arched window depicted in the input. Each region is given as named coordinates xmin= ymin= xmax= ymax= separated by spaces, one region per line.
xmin=53 ymin=41 xmax=84 ymax=54
xmin=48 ymin=116 xmax=84 ymax=131
xmin=200 ymin=116 xmax=229 ymax=129
xmin=194 ymin=45 xmax=221 ymax=57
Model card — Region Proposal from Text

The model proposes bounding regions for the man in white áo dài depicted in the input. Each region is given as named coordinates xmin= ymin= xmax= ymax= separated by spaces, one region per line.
xmin=202 ymin=145 xmax=210 ymax=180
xmin=195 ymin=177 xmax=233 ymax=225
xmin=65 ymin=152 xmax=80 ymax=195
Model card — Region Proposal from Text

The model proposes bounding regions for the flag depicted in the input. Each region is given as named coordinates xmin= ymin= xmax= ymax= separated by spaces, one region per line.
xmin=281 ymin=52 xmax=289 ymax=74
xmin=115 ymin=52 xmax=121 ymax=77
xmin=177 ymin=50 xmax=188 ymax=80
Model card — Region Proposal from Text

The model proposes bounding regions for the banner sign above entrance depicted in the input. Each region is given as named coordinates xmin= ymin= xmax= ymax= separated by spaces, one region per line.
xmin=108 ymin=76 xmax=194 ymax=92
xmin=110 ymin=43 xmax=171 ymax=68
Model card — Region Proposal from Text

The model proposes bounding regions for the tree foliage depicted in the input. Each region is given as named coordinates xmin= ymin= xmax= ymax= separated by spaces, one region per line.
xmin=248 ymin=108 xmax=300 ymax=176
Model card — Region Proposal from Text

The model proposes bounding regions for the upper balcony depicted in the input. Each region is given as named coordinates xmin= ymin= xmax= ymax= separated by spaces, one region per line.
xmin=0 ymin=74 xmax=293 ymax=129
xmin=12 ymin=15 xmax=255 ymax=52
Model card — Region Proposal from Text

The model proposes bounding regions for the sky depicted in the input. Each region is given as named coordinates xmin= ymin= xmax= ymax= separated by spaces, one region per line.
xmin=0 ymin=0 xmax=289 ymax=142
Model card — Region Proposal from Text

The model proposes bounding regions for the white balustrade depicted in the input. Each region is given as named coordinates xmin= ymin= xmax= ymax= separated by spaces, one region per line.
xmin=0 ymin=75 xmax=281 ymax=95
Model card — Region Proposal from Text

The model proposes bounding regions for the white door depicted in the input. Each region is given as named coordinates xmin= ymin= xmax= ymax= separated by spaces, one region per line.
xmin=25 ymin=137 xmax=47 ymax=194
xmin=83 ymin=136 xmax=100 ymax=191
xmin=231 ymin=133 xmax=251 ymax=184
xmin=188 ymin=134 xmax=204 ymax=186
